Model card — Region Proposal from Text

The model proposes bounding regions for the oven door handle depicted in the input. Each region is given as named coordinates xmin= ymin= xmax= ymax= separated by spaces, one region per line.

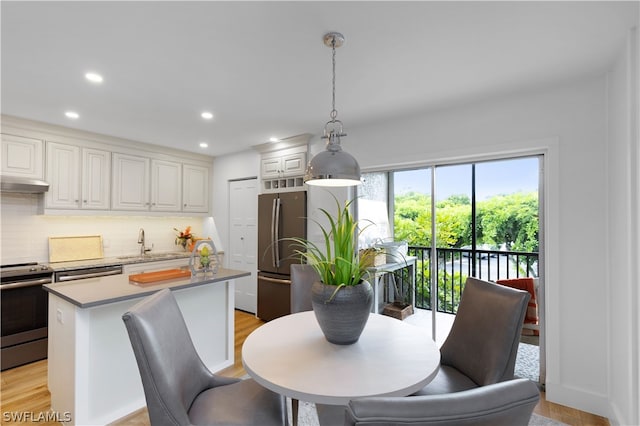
xmin=0 ymin=277 xmax=52 ymax=290
xmin=57 ymin=269 xmax=122 ymax=281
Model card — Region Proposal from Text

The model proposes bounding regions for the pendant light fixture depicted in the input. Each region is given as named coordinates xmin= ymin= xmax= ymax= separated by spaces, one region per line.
xmin=304 ymin=32 xmax=361 ymax=187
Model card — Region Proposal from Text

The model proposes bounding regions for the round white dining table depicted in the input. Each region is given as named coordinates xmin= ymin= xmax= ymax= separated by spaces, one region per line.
xmin=242 ymin=311 xmax=440 ymax=406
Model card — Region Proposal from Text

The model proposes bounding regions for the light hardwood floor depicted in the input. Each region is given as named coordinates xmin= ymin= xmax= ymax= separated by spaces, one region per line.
xmin=0 ymin=310 xmax=609 ymax=426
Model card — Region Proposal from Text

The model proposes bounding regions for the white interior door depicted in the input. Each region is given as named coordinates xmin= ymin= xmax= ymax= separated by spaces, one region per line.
xmin=229 ymin=178 xmax=258 ymax=313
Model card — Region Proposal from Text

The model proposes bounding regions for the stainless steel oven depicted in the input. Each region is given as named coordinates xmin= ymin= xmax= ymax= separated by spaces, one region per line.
xmin=1 ymin=262 xmax=53 ymax=370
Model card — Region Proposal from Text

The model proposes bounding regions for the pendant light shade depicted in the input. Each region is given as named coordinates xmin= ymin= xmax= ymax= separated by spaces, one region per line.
xmin=305 ymin=132 xmax=360 ymax=186
xmin=304 ymin=32 xmax=361 ymax=187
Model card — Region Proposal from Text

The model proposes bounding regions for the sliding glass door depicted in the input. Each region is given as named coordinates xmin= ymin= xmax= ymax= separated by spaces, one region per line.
xmin=358 ymin=155 xmax=543 ymax=383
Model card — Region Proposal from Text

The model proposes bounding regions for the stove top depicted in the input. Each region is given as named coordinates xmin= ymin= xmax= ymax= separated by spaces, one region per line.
xmin=1 ymin=262 xmax=53 ymax=282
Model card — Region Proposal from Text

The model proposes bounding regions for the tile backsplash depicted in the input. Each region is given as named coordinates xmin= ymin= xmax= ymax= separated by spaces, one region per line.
xmin=0 ymin=193 xmax=211 ymax=265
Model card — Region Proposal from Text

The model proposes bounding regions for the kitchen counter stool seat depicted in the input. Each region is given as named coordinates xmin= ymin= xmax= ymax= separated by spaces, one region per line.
xmin=122 ymin=288 xmax=287 ymax=426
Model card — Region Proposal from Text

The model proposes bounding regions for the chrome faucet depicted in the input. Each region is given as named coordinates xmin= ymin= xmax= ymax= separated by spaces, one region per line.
xmin=138 ymin=228 xmax=151 ymax=256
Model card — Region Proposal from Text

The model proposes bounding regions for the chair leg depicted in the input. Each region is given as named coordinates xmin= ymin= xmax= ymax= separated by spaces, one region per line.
xmin=292 ymin=398 xmax=299 ymax=426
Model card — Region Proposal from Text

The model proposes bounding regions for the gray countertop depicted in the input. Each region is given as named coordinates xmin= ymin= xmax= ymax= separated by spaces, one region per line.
xmin=46 ymin=251 xmax=196 ymax=271
xmin=44 ymin=267 xmax=249 ymax=308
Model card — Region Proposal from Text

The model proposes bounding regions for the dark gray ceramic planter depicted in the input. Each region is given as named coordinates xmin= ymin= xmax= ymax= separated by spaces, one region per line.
xmin=311 ymin=280 xmax=373 ymax=345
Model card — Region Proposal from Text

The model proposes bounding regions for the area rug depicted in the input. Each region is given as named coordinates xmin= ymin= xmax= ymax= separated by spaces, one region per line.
xmin=516 ymin=342 xmax=541 ymax=382
xmin=289 ymin=399 xmax=567 ymax=425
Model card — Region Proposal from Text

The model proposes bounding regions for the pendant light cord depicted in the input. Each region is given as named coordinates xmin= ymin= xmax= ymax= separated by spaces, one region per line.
xmin=330 ymin=37 xmax=338 ymax=122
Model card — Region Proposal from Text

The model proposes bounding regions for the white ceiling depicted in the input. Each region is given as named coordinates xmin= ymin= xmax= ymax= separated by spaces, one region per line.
xmin=2 ymin=1 xmax=637 ymax=157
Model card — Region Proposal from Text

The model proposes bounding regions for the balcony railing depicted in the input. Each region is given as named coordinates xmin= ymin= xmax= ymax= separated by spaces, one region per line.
xmin=407 ymin=246 xmax=538 ymax=314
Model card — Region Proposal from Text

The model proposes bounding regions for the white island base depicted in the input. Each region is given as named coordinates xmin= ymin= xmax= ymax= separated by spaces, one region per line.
xmin=46 ymin=269 xmax=245 ymax=425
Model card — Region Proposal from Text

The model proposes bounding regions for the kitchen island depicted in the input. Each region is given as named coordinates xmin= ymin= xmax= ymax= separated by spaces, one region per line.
xmin=44 ymin=268 xmax=249 ymax=426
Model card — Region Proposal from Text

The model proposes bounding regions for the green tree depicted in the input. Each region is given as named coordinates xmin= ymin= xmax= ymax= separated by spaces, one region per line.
xmin=395 ymin=191 xmax=538 ymax=251
xmin=476 ymin=192 xmax=538 ymax=252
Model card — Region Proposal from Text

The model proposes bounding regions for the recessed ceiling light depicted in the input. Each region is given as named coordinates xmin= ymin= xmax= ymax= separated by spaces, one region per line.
xmin=201 ymin=112 xmax=213 ymax=120
xmin=269 ymin=137 xmax=279 ymax=142
xmin=65 ymin=111 xmax=79 ymax=119
xmin=199 ymin=142 xmax=209 ymax=148
xmin=85 ymin=72 xmax=103 ymax=83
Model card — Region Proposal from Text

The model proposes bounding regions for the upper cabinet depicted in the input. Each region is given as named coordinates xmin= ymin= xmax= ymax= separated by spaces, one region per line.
xmin=112 ymin=154 xmax=208 ymax=213
xmin=46 ymin=142 xmax=111 ymax=210
xmin=1 ymin=134 xmax=44 ymax=179
xmin=261 ymin=151 xmax=306 ymax=180
xmin=111 ymin=153 xmax=150 ymax=211
xmin=151 ymin=159 xmax=182 ymax=212
xmin=111 ymin=154 xmax=183 ymax=212
xmin=182 ymin=163 xmax=209 ymax=213
xmin=257 ymin=139 xmax=310 ymax=193
xmin=1 ymin=115 xmax=212 ymax=216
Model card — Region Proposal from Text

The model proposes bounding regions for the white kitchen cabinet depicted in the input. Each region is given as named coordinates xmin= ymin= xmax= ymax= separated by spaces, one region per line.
xmin=260 ymin=151 xmax=306 ymax=179
xmin=82 ymin=148 xmax=111 ymax=209
xmin=260 ymin=149 xmax=307 ymax=192
xmin=182 ymin=163 xmax=209 ymax=213
xmin=1 ymin=133 xmax=44 ymax=178
xmin=151 ymin=159 xmax=182 ymax=212
xmin=281 ymin=151 xmax=306 ymax=176
xmin=260 ymin=157 xmax=282 ymax=179
xmin=46 ymin=142 xmax=111 ymax=210
xmin=113 ymin=153 xmax=185 ymax=212
xmin=111 ymin=153 xmax=150 ymax=211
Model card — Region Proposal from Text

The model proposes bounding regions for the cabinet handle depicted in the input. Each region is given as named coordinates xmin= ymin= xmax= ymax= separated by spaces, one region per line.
xmin=83 ymin=200 xmax=87 ymax=203
xmin=184 ymin=204 xmax=187 ymax=207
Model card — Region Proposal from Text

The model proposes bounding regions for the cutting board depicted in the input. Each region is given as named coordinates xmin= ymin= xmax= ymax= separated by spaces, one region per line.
xmin=129 ymin=269 xmax=192 ymax=286
xmin=49 ymin=235 xmax=104 ymax=263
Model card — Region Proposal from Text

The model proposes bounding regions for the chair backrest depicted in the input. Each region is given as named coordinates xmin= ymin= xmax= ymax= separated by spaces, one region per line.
xmin=122 ymin=288 xmax=212 ymax=425
xmin=290 ymin=264 xmax=319 ymax=313
xmin=345 ymin=378 xmax=540 ymax=426
xmin=440 ymin=277 xmax=530 ymax=386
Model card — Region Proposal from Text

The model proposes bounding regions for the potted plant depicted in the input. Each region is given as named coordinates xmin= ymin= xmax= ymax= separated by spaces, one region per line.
xmin=288 ymin=196 xmax=378 ymax=345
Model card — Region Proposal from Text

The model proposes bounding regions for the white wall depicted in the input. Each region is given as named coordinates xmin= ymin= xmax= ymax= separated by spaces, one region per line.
xmin=211 ymin=149 xmax=261 ymax=265
xmin=333 ymin=76 xmax=613 ymax=417
xmin=606 ymin=27 xmax=639 ymax=426
xmin=0 ymin=192 xmax=203 ymax=264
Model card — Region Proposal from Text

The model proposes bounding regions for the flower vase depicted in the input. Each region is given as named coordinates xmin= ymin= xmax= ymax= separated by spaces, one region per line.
xmin=311 ymin=280 xmax=373 ymax=345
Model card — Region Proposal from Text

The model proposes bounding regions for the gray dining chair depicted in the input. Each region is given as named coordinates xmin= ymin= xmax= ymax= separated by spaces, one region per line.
xmin=289 ymin=264 xmax=319 ymax=426
xmin=290 ymin=264 xmax=318 ymax=313
xmin=345 ymin=378 xmax=540 ymax=426
xmin=122 ymin=288 xmax=288 ymax=426
xmin=414 ymin=277 xmax=530 ymax=396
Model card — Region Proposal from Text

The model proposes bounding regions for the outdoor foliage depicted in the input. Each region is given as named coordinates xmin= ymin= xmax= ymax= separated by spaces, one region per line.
xmin=394 ymin=191 xmax=538 ymax=251
xmin=399 ymin=192 xmax=539 ymax=312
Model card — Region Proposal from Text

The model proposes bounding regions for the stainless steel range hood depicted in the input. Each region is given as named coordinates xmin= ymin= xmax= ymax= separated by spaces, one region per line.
xmin=1 ymin=176 xmax=50 ymax=193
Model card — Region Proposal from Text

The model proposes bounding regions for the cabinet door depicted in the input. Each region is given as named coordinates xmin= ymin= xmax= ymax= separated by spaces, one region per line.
xmin=82 ymin=148 xmax=111 ymax=210
xmin=281 ymin=152 xmax=306 ymax=177
xmin=1 ymin=134 xmax=44 ymax=178
xmin=46 ymin=142 xmax=81 ymax=209
xmin=112 ymin=153 xmax=150 ymax=210
xmin=261 ymin=157 xmax=282 ymax=179
xmin=151 ymin=159 xmax=181 ymax=212
xmin=182 ymin=164 xmax=209 ymax=213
